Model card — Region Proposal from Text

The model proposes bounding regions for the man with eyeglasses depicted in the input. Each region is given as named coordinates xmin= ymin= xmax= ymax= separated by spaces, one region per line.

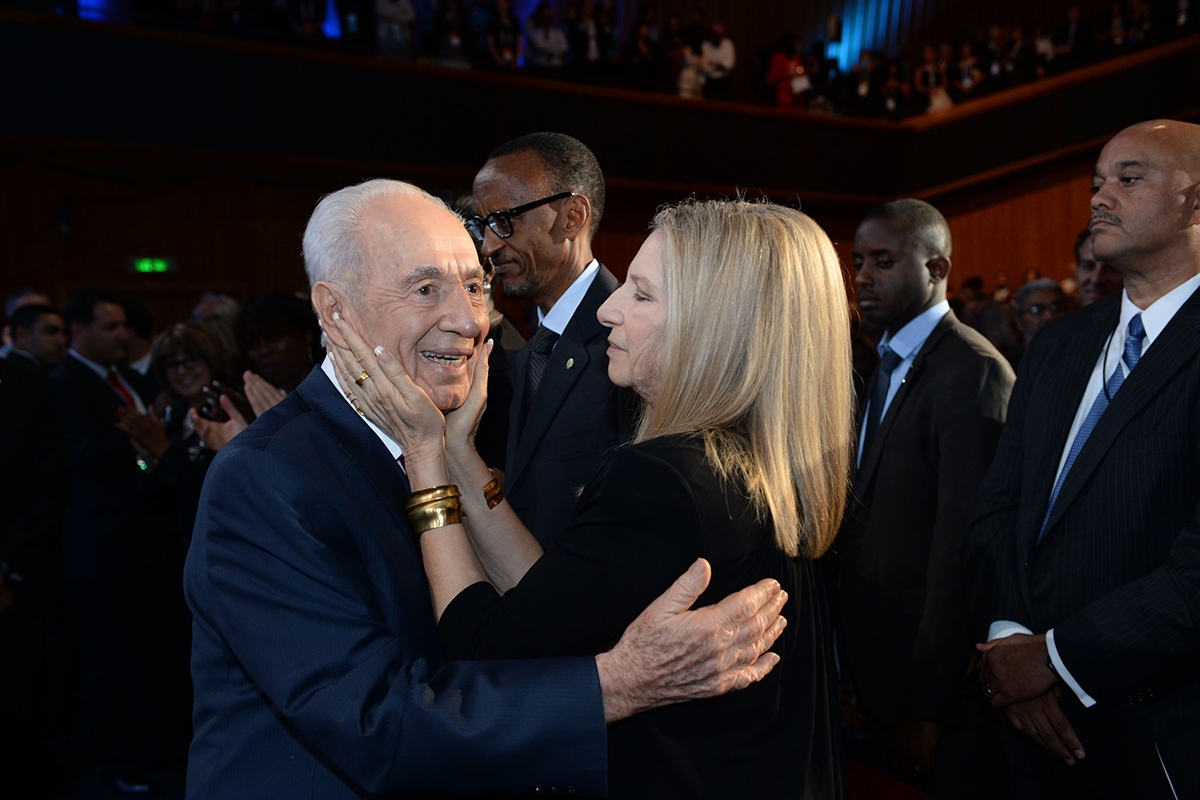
xmin=469 ymin=132 xmax=636 ymax=546
xmin=1013 ymin=277 xmax=1069 ymax=345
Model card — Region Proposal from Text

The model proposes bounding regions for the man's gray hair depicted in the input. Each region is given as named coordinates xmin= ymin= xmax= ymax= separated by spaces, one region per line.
xmin=302 ymin=179 xmax=453 ymax=294
xmin=1013 ymin=277 xmax=1065 ymax=311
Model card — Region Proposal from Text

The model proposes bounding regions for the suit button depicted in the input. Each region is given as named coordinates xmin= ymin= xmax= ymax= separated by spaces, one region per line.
xmin=1023 ymin=561 xmax=1030 ymax=571
xmin=566 ymin=788 xmax=578 ymax=796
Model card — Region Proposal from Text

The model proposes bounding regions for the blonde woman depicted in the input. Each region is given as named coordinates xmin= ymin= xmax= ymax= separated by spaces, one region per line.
xmin=330 ymin=199 xmax=854 ymax=798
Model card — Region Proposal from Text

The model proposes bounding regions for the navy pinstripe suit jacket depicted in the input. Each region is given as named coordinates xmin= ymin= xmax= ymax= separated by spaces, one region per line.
xmin=966 ymin=288 xmax=1200 ymax=795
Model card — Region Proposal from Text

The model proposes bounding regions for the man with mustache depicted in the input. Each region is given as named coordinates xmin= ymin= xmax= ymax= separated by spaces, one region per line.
xmin=469 ymin=132 xmax=635 ymax=546
xmin=839 ymin=199 xmax=1015 ymax=796
xmin=969 ymin=119 xmax=1200 ymax=798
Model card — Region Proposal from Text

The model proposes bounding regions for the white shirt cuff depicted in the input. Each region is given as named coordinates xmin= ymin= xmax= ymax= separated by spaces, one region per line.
xmin=987 ymin=620 xmax=1033 ymax=641
xmin=1046 ymin=628 xmax=1097 ymax=708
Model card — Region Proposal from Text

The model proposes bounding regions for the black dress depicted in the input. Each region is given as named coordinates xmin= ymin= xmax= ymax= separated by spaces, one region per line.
xmin=438 ymin=434 xmax=845 ymax=799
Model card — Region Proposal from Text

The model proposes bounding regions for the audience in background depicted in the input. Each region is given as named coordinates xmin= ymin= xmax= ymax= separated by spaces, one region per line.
xmin=1013 ymin=277 xmax=1070 ymax=345
xmin=106 ymin=2 xmax=1195 ymax=119
xmin=0 ymin=282 xmax=317 ymax=796
xmin=6 ymin=303 xmax=67 ymax=373
xmin=0 ymin=287 xmax=52 ymax=358
xmin=234 ymin=291 xmax=323 ymax=393
xmin=1074 ymin=227 xmax=1125 ymax=305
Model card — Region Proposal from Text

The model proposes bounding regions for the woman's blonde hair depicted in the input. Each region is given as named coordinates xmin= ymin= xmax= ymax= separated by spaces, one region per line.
xmin=637 ymin=199 xmax=854 ymax=559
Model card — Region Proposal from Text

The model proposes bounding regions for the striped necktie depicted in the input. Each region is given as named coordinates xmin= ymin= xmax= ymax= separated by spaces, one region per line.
xmin=1037 ymin=313 xmax=1145 ymax=543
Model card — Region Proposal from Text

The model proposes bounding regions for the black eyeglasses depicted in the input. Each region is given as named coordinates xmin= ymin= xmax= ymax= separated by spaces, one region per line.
xmin=465 ymin=192 xmax=577 ymax=243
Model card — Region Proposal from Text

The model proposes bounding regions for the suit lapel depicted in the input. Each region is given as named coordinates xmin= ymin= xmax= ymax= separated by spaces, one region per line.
xmin=854 ymin=314 xmax=953 ymax=494
xmin=1041 ymin=288 xmax=1200 ymax=537
xmin=297 ymin=369 xmax=415 ymax=555
xmin=506 ymin=265 xmax=617 ymax=489
xmin=64 ymin=355 xmax=124 ymax=420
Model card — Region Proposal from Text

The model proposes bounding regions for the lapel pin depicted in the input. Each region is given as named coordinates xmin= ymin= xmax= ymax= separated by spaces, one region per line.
xmin=565 ymin=358 xmax=575 ymax=369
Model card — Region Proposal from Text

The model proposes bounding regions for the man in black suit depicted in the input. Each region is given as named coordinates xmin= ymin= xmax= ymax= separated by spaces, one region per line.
xmin=969 ymin=119 xmax=1200 ymax=799
xmin=49 ymin=288 xmax=177 ymax=792
xmin=839 ymin=199 xmax=1015 ymax=797
xmin=469 ymin=132 xmax=635 ymax=546
xmin=6 ymin=303 xmax=67 ymax=373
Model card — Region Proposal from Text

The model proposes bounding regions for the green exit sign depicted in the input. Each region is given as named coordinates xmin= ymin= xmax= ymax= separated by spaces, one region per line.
xmin=129 ymin=257 xmax=176 ymax=274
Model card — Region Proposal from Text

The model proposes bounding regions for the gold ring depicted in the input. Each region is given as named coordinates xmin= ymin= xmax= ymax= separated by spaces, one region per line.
xmin=352 ymin=399 xmax=363 ymax=415
xmin=355 ymin=371 xmax=369 ymax=386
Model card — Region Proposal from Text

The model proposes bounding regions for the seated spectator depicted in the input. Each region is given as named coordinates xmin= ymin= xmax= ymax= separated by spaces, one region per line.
xmin=1 ymin=287 xmax=52 ymax=358
xmin=524 ymin=2 xmax=569 ymax=69
xmin=234 ymin=291 xmax=322 ymax=393
xmin=951 ymin=42 xmax=984 ymax=102
xmin=848 ymin=49 xmax=883 ymax=116
xmin=700 ymin=22 xmax=735 ymax=101
xmin=121 ymin=295 xmax=158 ymax=406
xmin=880 ymin=62 xmax=911 ymax=119
xmin=1055 ymin=5 xmax=1094 ymax=67
xmin=568 ymin=0 xmax=604 ymax=75
xmin=485 ymin=0 xmax=520 ymax=70
xmin=1012 ymin=277 xmax=1068 ymax=344
xmin=118 ymin=322 xmax=245 ymax=556
xmin=191 ymin=291 xmax=242 ymax=367
xmin=430 ymin=0 xmax=471 ymax=69
xmin=1003 ymin=25 xmax=1035 ymax=84
xmin=975 ymin=299 xmax=1025 ymax=368
xmin=376 ymin=0 xmax=415 ymax=59
xmin=913 ymin=44 xmax=952 ymax=113
xmin=623 ymin=21 xmax=659 ymax=87
xmin=1073 ymin=227 xmax=1124 ymax=305
xmin=677 ymin=39 xmax=704 ymax=99
xmin=1033 ymin=24 xmax=1055 ymax=75
xmin=766 ymin=33 xmax=808 ymax=108
xmin=6 ymin=303 xmax=66 ymax=373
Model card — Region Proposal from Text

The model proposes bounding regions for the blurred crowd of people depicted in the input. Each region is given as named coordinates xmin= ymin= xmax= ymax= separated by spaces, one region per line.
xmin=19 ymin=0 xmax=1196 ymax=116
xmin=835 ymin=3 xmax=1194 ymax=119
xmin=931 ymin=227 xmax=1127 ymax=374
xmin=0 ymin=286 xmax=326 ymax=795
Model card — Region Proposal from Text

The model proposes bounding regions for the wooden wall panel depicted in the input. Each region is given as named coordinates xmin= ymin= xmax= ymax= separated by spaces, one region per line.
xmin=943 ymin=169 xmax=1094 ymax=291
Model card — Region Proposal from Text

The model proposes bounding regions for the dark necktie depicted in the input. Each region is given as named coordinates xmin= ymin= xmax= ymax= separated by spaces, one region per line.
xmin=859 ymin=347 xmax=904 ymax=463
xmin=524 ymin=325 xmax=560 ymax=409
xmin=1038 ymin=313 xmax=1145 ymax=542
xmin=106 ymin=368 xmax=137 ymax=408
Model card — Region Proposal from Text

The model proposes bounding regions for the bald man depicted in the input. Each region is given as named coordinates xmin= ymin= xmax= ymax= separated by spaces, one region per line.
xmin=840 ymin=199 xmax=1014 ymax=797
xmin=967 ymin=119 xmax=1200 ymax=798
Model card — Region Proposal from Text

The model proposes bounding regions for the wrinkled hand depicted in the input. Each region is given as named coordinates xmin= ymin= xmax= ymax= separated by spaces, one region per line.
xmin=243 ymin=370 xmax=286 ymax=417
xmin=115 ymin=408 xmax=171 ymax=460
xmin=595 ymin=558 xmax=786 ymax=724
xmin=1004 ymin=688 xmax=1086 ymax=765
xmin=977 ymin=633 xmax=1056 ymax=706
xmin=328 ymin=312 xmax=446 ymax=464
xmin=889 ymin=714 xmax=940 ymax=778
xmin=190 ymin=395 xmax=249 ymax=452
xmin=444 ymin=340 xmax=492 ymax=456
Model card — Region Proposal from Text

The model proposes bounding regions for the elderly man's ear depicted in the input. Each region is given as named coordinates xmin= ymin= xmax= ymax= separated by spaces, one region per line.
xmin=311 ymin=281 xmax=354 ymax=349
xmin=561 ymin=195 xmax=592 ymax=240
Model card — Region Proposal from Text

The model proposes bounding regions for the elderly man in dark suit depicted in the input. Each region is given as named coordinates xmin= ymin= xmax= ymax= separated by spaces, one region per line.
xmin=969 ymin=119 xmax=1200 ymax=799
xmin=838 ymin=199 xmax=1015 ymax=797
xmin=184 ymin=178 xmax=787 ymax=798
xmin=468 ymin=132 xmax=636 ymax=547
